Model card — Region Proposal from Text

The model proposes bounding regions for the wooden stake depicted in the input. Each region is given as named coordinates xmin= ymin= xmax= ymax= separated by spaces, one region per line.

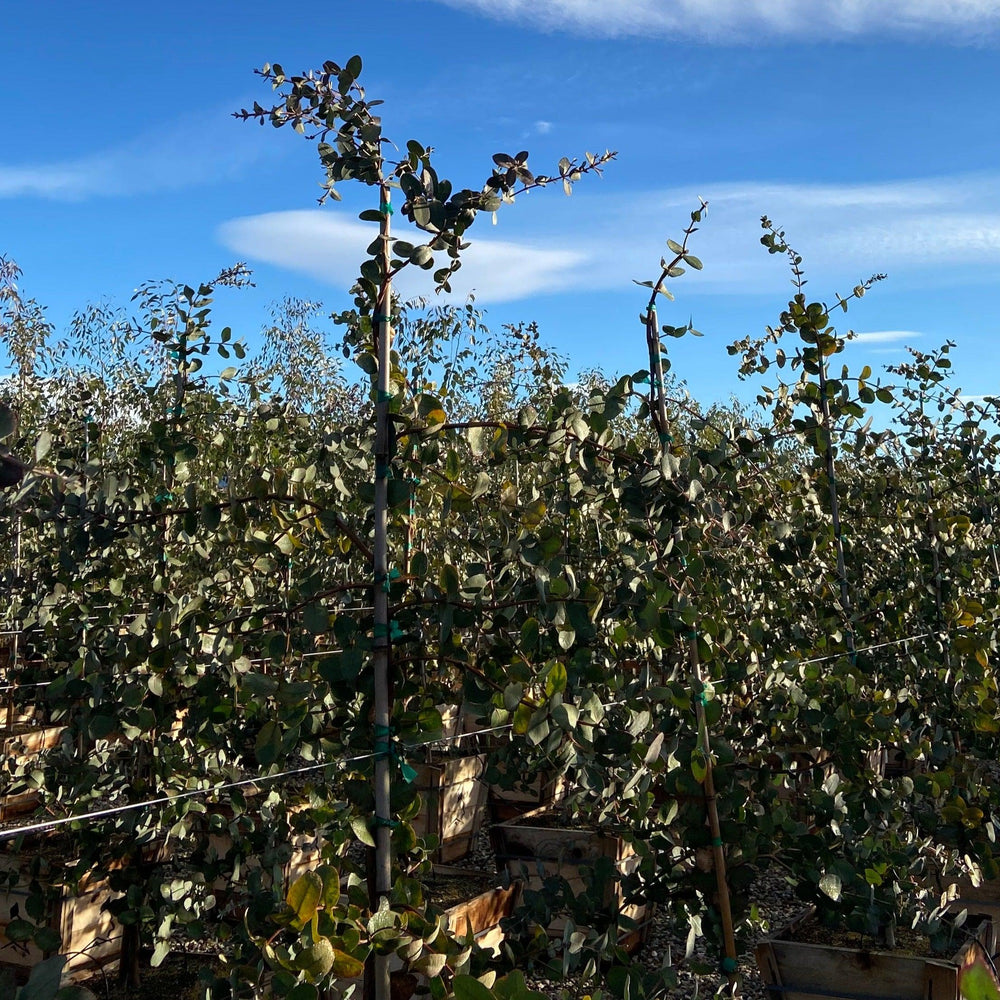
xmin=647 ymin=305 xmax=739 ymax=991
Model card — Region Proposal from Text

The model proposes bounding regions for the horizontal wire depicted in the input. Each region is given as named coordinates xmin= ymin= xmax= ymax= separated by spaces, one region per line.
xmin=0 ymin=720 xmax=516 ymax=844
xmin=788 ymin=630 xmax=944 ymax=668
xmin=0 ymin=623 xmax=987 ymax=841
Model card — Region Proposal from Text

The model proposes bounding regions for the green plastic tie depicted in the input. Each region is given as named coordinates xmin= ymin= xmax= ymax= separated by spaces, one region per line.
xmin=373 ymin=621 xmax=404 ymax=642
xmin=372 ymin=724 xmax=416 ymax=783
xmin=408 ymin=476 xmax=422 ymax=486
xmin=720 ymin=957 xmax=738 ymax=974
xmin=634 ymin=374 xmax=651 ymax=386
xmin=154 ymin=491 xmax=174 ymax=504
xmin=376 ymin=390 xmax=393 ymax=402
xmin=684 ymin=629 xmax=698 ymax=640
xmin=169 ymin=351 xmax=179 ymax=360
xmin=376 ymin=568 xmax=401 ymax=593
xmin=659 ymin=431 xmax=673 ymax=444
xmin=373 ymin=816 xmax=399 ymax=829
xmin=373 ymin=313 xmax=391 ymax=323
xmin=373 ymin=723 xmax=394 ymax=756
xmin=375 ymin=461 xmax=391 ymax=480
xmin=711 ymin=836 xmax=723 ymax=848
xmin=379 ymin=202 xmax=394 ymax=216
xmin=695 ymin=691 xmax=707 ymax=706
xmin=83 ymin=414 xmax=94 ymax=423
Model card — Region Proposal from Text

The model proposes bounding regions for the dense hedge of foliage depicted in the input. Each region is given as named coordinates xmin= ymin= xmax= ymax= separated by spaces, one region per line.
xmin=3 ymin=55 xmax=1000 ymax=1000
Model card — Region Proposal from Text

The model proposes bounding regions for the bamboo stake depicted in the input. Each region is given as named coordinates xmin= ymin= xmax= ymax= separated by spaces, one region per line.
xmin=646 ymin=306 xmax=739 ymax=988
xmin=370 ymin=181 xmax=394 ymax=1000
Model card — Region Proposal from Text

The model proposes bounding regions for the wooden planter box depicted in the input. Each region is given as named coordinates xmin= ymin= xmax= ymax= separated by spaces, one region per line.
xmin=491 ymin=806 xmax=653 ymax=953
xmin=0 ymin=723 xmax=64 ymax=758
xmin=0 ymin=836 xmax=169 ymax=982
xmin=412 ymin=754 xmax=487 ymax=863
xmin=0 ymin=863 xmax=118 ymax=981
xmin=0 ymin=723 xmax=65 ymax=822
xmin=430 ymin=865 xmax=522 ymax=955
xmin=939 ymin=872 xmax=1000 ymax=923
xmin=755 ymin=906 xmax=999 ymax=1000
xmin=0 ymin=706 xmax=37 ymax=729
xmin=436 ymin=703 xmax=485 ymax=742
xmin=186 ymin=799 xmax=324 ymax=907
xmin=487 ymin=768 xmax=567 ymax=824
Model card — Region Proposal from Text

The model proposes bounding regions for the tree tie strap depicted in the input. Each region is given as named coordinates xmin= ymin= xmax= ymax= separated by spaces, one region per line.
xmin=376 ymin=390 xmax=393 ymax=402
xmin=375 ymin=568 xmax=401 ymax=593
xmin=379 ymin=202 xmax=394 ymax=216
xmin=373 ymin=621 xmax=404 ymax=642
xmin=373 ymin=724 xmax=417 ymax=783
xmin=154 ymin=492 xmax=174 ymax=503
xmin=375 ymin=461 xmax=392 ymax=480
xmin=720 ymin=957 xmax=738 ymax=974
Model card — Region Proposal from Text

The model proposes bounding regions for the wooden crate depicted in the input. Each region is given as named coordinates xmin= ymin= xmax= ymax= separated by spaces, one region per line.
xmin=491 ymin=806 xmax=653 ymax=952
xmin=0 ymin=864 xmax=118 ymax=981
xmin=411 ymin=754 xmax=487 ymax=863
xmin=940 ymin=872 xmax=1000 ymax=923
xmin=0 ymin=707 xmax=36 ymax=729
xmin=0 ymin=724 xmax=64 ymax=757
xmin=434 ymin=865 xmax=522 ymax=956
xmin=0 ymin=838 xmax=169 ymax=982
xmin=755 ymin=906 xmax=999 ymax=1000
xmin=487 ymin=767 xmax=567 ymax=824
xmin=0 ymin=723 xmax=65 ymax=823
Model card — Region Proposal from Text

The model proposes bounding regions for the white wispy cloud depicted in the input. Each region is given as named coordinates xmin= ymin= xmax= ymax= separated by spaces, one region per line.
xmin=0 ymin=108 xmax=270 ymax=200
xmin=216 ymin=171 xmax=1000 ymax=302
xmin=851 ymin=331 xmax=922 ymax=344
xmin=218 ymin=211 xmax=586 ymax=304
xmin=429 ymin=0 xmax=1000 ymax=41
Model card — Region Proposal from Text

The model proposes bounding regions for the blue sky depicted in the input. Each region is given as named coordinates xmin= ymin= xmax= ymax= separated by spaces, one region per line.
xmin=3 ymin=1 xmax=1000 ymax=407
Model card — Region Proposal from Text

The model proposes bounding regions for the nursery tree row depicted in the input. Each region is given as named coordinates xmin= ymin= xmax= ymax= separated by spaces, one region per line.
xmin=2 ymin=54 xmax=1000 ymax=1000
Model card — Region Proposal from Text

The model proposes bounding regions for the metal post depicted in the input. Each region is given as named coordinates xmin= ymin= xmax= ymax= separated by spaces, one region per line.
xmin=370 ymin=182 xmax=394 ymax=1000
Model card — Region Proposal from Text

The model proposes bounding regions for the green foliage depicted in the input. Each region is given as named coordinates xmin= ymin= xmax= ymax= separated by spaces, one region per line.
xmin=3 ymin=50 xmax=1000 ymax=1000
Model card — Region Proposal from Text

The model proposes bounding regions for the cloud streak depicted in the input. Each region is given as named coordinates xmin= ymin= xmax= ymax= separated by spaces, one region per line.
xmin=0 ymin=108 xmax=271 ymax=201
xmin=217 ymin=171 xmax=1000 ymax=303
xmin=428 ymin=0 xmax=1000 ymax=42
xmin=851 ymin=331 xmax=922 ymax=344
xmin=218 ymin=211 xmax=587 ymax=305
